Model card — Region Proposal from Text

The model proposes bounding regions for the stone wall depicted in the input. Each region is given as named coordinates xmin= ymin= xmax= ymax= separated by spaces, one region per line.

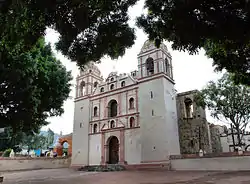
xmin=209 ymin=125 xmax=223 ymax=153
xmin=0 ymin=157 xmax=71 ymax=172
xmin=170 ymin=152 xmax=250 ymax=171
xmin=176 ymin=90 xmax=211 ymax=154
xmin=170 ymin=154 xmax=250 ymax=171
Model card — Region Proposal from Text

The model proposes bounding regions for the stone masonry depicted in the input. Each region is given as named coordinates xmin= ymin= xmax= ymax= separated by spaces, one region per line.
xmin=176 ymin=90 xmax=212 ymax=154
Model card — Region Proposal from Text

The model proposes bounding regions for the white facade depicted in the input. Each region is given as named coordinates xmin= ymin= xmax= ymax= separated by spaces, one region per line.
xmin=71 ymin=40 xmax=180 ymax=166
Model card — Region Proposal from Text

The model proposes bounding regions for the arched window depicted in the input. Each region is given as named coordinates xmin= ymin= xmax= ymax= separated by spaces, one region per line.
xmin=184 ymin=98 xmax=193 ymax=118
xmin=110 ymin=120 xmax=115 ymax=128
xmin=110 ymin=77 xmax=114 ymax=81
xmin=94 ymin=82 xmax=98 ymax=88
xmin=80 ymin=81 xmax=86 ymax=96
xmin=93 ymin=124 xmax=98 ymax=133
xmin=100 ymin=87 xmax=104 ymax=92
xmin=129 ymin=98 xmax=135 ymax=109
xmin=165 ymin=58 xmax=169 ymax=73
xmin=146 ymin=57 xmax=154 ymax=75
xmin=121 ymin=81 xmax=125 ymax=87
xmin=130 ymin=117 xmax=135 ymax=128
xmin=93 ymin=106 xmax=98 ymax=117
xmin=108 ymin=100 xmax=117 ymax=117
xmin=110 ymin=84 xmax=114 ymax=90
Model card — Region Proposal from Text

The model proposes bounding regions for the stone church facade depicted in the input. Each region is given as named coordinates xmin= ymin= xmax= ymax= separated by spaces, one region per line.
xmin=71 ymin=40 xmax=211 ymax=167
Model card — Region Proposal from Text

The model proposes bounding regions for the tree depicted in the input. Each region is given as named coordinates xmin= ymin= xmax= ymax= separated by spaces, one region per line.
xmin=137 ymin=0 xmax=250 ymax=85
xmin=0 ymin=127 xmax=24 ymax=152
xmin=0 ymin=38 xmax=72 ymax=135
xmin=46 ymin=128 xmax=55 ymax=148
xmin=196 ymin=73 xmax=250 ymax=148
xmin=21 ymin=132 xmax=47 ymax=150
xmin=0 ymin=0 xmax=137 ymax=66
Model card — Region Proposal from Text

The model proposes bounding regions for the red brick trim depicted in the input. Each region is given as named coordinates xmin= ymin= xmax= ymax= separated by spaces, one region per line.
xmin=89 ymin=126 xmax=140 ymax=135
xmin=75 ymin=84 xmax=138 ymax=102
xmin=141 ymin=160 xmax=169 ymax=163
xmin=89 ymin=112 xmax=139 ymax=123
xmin=75 ymin=73 xmax=175 ymax=103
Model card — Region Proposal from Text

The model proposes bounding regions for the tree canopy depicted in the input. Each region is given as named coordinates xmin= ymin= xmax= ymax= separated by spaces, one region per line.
xmin=196 ymin=73 xmax=250 ymax=147
xmin=1 ymin=0 xmax=249 ymax=83
xmin=137 ymin=0 xmax=250 ymax=85
xmin=0 ymin=0 xmax=137 ymax=66
xmin=0 ymin=38 xmax=72 ymax=134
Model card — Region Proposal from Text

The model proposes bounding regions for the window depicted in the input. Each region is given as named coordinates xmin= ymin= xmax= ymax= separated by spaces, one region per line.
xmin=94 ymin=82 xmax=98 ymax=88
xmin=165 ymin=58 xmax=169 ymax=73
xmin=100 ymin=87 xmax=104 ymax=92
xmin=146 ymin=57 xmax=154 ymax=75
xmin=110 ymin=77 xmax=114 ymax=81
xmin=184 ymin=98 xmax=193 ymax=118
xmin=93 ymin=106 xmax=98 ymax=117
xmin=121 ymin=81 xmax=125 ymax=87
xmin=110 ymin=84 xmax=114 ymax=90
xmin=129 ymin=98 xmax=135 ymax=109
xmin=80 ymin=123 xmax=83 ymax=128
xmin=130 ymin=117 xmax=135 ymax=128
xmin=80 ymin=81 xmax=86 ymax=96
xmin=110 ymin=120 xmax=115 ymax=128
xmin=152 ymin=109 xmax=154 ymax=116
xmin=108 ymin=100 xmax=118 ymax=117
xmin=150 ymin=91 xmax=153 ymax=99
xmin=89 ymin=70 xmax=92 ymax=73
xmin=93 ymin=124 xmax=98 ymax=133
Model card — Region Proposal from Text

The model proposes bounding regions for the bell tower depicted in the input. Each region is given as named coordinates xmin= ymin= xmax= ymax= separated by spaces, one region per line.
xmin=75 ymin=62 xmax=103 ymax=98
xmin=137 ymin=40 xmax=180 ymax=163
xmin=137 ymin=40 xmax=173 ymax=80
xmin=72 ymin=62 xmax=103 ymax=166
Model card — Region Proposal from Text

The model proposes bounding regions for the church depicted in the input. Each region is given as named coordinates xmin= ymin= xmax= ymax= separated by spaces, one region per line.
xmin=71 ymin=40 xmax=212 ymax=167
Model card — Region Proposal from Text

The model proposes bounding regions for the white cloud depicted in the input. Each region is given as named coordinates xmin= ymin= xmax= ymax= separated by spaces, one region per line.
xmin=42 ymin=0 xmax=223 ymax=134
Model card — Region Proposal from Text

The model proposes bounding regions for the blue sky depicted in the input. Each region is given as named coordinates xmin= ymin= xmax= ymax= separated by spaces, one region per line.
xmin=43 ymin=0 xmax=224 ymax=134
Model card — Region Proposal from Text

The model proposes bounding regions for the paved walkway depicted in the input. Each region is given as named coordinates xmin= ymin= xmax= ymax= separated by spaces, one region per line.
xmin=2 ymin=168 xmax=250 ymax=184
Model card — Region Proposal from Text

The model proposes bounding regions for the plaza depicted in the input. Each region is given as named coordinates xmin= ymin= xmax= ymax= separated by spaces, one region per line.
xmin=2 ymin=168 xmax=250 ymax=184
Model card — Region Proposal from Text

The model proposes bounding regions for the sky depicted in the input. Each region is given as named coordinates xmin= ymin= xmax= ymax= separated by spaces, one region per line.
xmin=42 ymin=0 xmax=224 ymax=135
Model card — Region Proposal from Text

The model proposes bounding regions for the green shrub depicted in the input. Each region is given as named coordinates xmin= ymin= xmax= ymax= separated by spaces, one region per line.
xmin=2 ymin=149 xmax=12 ymax=157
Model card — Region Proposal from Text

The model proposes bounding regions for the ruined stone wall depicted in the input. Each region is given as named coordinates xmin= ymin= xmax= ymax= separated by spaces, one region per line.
xmin=176 ymin=90 xmax=211 ymax=154
xmin=210 ymin=125 xmax=223 ymax=153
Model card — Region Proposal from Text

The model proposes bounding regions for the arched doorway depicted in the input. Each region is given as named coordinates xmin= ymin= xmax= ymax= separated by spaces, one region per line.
xmin=54 ymin=134 xmax=72 ymax=156
xmin=108 ymin=136 xmax=119 ymax=164
xmin=62 ymin=142 xmax=68 ymax=156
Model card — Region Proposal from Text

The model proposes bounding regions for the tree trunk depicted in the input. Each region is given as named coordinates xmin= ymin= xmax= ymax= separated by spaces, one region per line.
xmin=231 ymin=124 xmax=236 ymax=151
xmin=236 ymin=126 xmax=241 ymax=147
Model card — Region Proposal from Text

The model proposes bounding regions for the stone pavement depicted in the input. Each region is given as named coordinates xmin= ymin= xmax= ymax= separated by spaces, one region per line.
xmin=2 ymin=168 xmax=250 ymax=184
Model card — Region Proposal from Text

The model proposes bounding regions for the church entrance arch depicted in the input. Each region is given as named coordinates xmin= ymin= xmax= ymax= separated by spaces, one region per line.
xmin=107 ymin=136 xmax=119 ymax=164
